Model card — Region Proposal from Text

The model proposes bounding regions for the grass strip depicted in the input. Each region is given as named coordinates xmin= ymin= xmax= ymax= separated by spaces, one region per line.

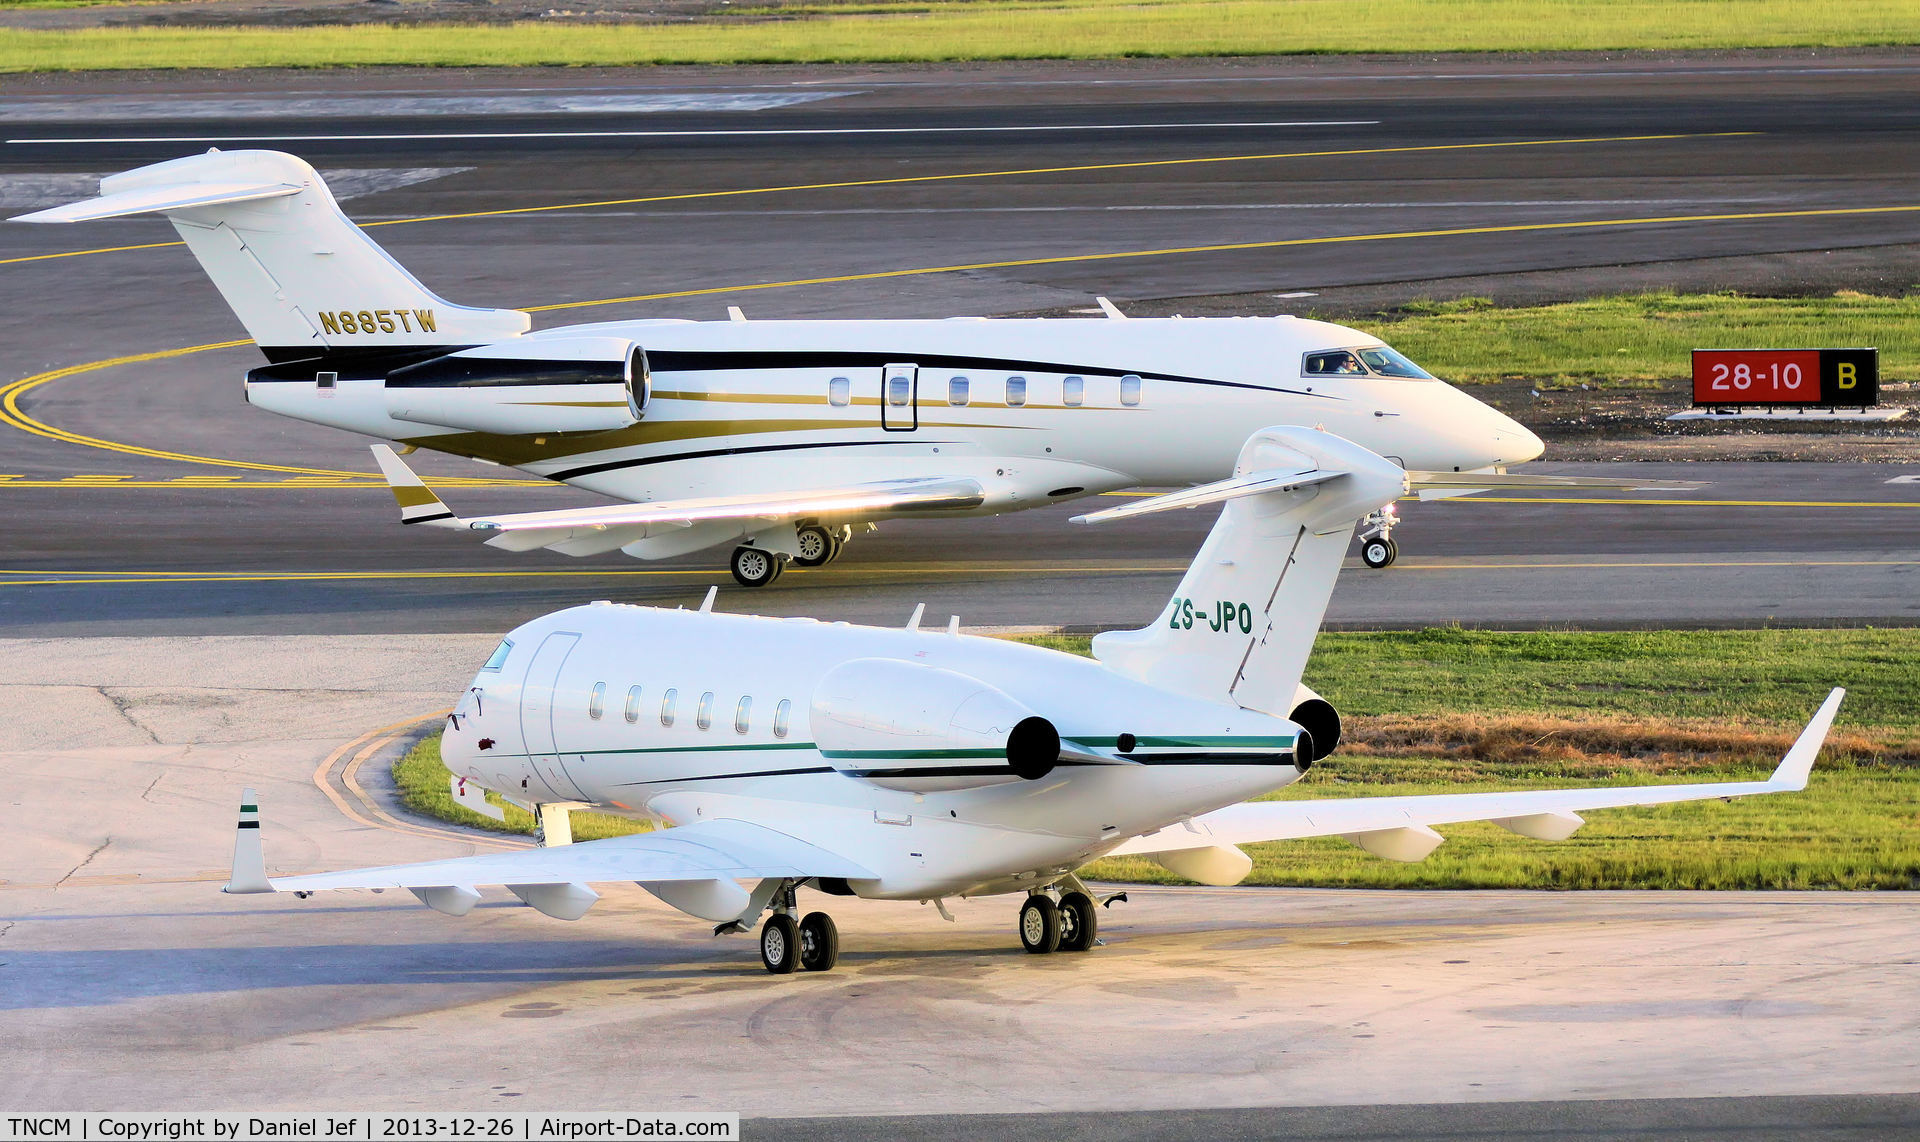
xmin=1349 ymin=290 xmax=1920 ymax=388
xmin=3 ymin=0 xmax=1919 ymax=71
xmin=394 ymin=627 xmax=1920 ymax=890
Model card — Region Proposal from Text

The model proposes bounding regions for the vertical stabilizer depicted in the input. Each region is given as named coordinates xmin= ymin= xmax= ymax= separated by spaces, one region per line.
xmin=225 ymin=787 xmax=271 ymax=894
xmin=10 ymin=149 xmax=529 ymax=359
xmin=1079 ymin=427 xmax=1406 ymax=716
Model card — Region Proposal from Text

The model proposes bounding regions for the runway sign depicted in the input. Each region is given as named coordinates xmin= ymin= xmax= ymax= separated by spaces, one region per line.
xmin=1692 ymin=348 xmax=1879 ymax=406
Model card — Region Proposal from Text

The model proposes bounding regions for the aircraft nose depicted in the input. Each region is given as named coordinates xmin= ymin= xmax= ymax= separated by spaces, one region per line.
xmin=1495 ymin=417 xmax=1546 ymax=464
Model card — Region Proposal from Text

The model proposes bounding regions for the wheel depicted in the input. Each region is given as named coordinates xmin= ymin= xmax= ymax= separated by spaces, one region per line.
xmin=791 ymin=525 xmax=839 ymax=568
xmin=1057 ymin=891 xmax=1098 ymax=953
xmin=799 ymin=911 xmax=839 ymax=972
xmin=1360 ymin=536 xmax=1397 ymax=569
xmin=760 ymin=913 xmax=799 ymax=974
xmin=1018 ymin=895 xmax=1062 ymax=955
xmin=730 ymin=546 xmax=785 ymax=588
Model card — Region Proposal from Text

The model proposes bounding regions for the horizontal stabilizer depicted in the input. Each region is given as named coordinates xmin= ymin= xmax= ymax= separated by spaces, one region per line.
xmin=1113 ymin=688 xmax=1843 ymax=859
xmin=10 ymin=179 xmax=300 ymax=224
xmin=1071 ymin=467 xmax=1347 ymax=525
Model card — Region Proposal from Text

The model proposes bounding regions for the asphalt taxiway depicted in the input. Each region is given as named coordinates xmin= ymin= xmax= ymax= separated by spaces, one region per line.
xmin=3 ymin=55 xmax=1920 ymax=633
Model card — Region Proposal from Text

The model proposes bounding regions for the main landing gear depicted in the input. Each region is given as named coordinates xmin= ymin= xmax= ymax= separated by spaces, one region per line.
xmin=1018 ymin=878 xmax=1119 ymax=955
xmin=758 ymin=881 xmax=840 ymax=974
xmin=729 ymin=522 xmax=853 ymax=587
xmin=1358 ymin=503 xmax=1399 ymax=569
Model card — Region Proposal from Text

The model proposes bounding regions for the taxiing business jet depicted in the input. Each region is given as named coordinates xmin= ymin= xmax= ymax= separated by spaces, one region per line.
xmin=14 ymin=149 xmax=1688 ymax=585
xmin=223 ymin=425 xmax=1837 ymax=972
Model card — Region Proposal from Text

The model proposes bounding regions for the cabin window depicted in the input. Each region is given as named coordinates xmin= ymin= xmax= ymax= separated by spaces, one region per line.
xmin=1356 ymin=346 xmax=1436 ymax=379
xmin=623 ymin=685 xmax=642 ymax=724
xmin=948 ymin=377 xmax=969 ymax=406
xmin=1005 ymin=376 xmax=1027 ymax=407
xmin=773 ymin=699 xmax=792 ymax=739
xmin=1304 ymin=350 xmax=1367 ymax=376
xmin=480 ymin=639 xmax=513 ymax=672
xmin=660 ymin=688 xmax=678 ymax=727
xmin=888 ymin=374 xmax=912 ymax=407
xmin=588 ymin=682 xmax=606 ymax=720
xmin=734 ymin=696 xmax=752 ymax=734
xmin=1120 ymin=374 xmax=1143 ymax=406
xmin=828 ymin=376 xmax=851 ymax=406
xmin=697 ymin=691 xmax=715 ymax=731
xmin=1063 ymin=375 xmax=1085 ymax=407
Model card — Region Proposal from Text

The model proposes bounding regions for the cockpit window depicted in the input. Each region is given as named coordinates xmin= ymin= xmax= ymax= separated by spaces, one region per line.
xmin=1303 ymin=350 xmax=1368 ymax=376
xmin=480 ymin=639 xmax=513 ymax=672
xmin=1356 ymin=346 xmax=1436 ymax=379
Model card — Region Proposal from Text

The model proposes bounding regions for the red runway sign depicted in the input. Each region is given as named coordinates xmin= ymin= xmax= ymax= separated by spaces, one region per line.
xmin=1691 ymin=348 xmax=1879 ymax=406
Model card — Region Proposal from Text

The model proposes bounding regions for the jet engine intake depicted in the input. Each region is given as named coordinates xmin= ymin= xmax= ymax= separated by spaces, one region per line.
xmin=1288 ymin=683 xmax=1341 ymax=765
xmin=383 ymin=335 xmax=648 ymax=435
xmin=812 ymin=659 xmax=1063 ymax=792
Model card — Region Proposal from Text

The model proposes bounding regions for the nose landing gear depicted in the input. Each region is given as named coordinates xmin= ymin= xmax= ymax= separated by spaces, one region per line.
xmin=1358 ymin=503 xmax=1399 ymax=568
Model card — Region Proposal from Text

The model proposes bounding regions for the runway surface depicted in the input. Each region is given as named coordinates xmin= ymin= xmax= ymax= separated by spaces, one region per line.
xmin=3 ymin=55 xmax=1920 ymax=632
xmin=3 ymin=635 xmax=1916 ymax=1133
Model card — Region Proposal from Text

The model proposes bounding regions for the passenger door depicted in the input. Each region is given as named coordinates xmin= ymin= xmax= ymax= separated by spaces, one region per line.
xmin=519 ymin=631 xmax=590 ymax=800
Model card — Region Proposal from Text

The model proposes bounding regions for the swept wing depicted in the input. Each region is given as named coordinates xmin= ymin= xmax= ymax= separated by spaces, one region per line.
xmin=1112 ymin=688 xmax=1841 ymax=861
xmin=371 ymin=445 xmax=983 ymax=556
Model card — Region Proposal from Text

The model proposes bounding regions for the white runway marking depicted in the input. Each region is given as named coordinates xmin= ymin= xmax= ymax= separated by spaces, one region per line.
xmin=8 ymin=120 xmax=1379 ymax=145
xmin=0 ymin=91 xmax=857 ymax=122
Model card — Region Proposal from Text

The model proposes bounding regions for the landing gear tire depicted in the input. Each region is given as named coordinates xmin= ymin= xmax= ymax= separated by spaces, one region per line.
xmin=1019 ymin=894 xmax=1062 ymax=955
xmin=1360 ymin=537 xmax=1398 ymax=569
xmin=730 ymin=546 xmax=785 ymax=588
xmin=1057 ymin=891 xmax=1098 ymax=952
xmin=760 ymin=913 xmax=799 ymax=974
xmin=791 ymin=525 xmax=841 ymax=569
xmin=798 ymin=911 xmax=839 ymax=972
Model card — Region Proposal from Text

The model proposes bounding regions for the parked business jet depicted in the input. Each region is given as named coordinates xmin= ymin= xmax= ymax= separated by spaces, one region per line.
xmin=224 ymin=426 xmax=1837 ymax=972
xmin=14 ymin=149 xmax=1684 ymax=585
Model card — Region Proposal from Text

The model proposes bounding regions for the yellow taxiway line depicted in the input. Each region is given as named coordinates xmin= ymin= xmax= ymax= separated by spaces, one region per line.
xmin=5 ymin=555 xmax=1918 ymax=590
xmin=0 ymin=131 xmax=1752 ymax=268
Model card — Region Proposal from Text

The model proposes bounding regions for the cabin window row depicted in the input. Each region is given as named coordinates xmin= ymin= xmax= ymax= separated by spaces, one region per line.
xmin=826 ymin=374 xmax=1144 ymax=408
xmin=587 ymin=682 xmax=791 ymax=738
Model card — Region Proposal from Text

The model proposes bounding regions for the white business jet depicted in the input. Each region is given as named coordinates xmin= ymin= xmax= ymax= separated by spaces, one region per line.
xmin=14 ymin=149 xmax=1684 ymax=585
xmin=223 ymin=426 xmax=1837 ymax=972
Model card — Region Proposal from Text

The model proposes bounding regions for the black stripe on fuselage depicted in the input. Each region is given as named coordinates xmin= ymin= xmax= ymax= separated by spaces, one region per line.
xmin=548 ymin=438 xmax=957 ymax=482
xmin=615 ymin=764 xmax=837 ymax=786
xmin=609 ymin=756 xmax=1294 ymax=788
xmin=648 ymin=350 xmax=1326 ymax=399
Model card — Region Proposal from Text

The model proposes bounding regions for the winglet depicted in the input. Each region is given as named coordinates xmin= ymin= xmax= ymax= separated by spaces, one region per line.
xmin=224 ymin=788 xmax=272 ymax=894
xmin=1768 ymin=688 xmax=1845 ymax=791
xmin=371 ymin=445 xmax=461 ymax=527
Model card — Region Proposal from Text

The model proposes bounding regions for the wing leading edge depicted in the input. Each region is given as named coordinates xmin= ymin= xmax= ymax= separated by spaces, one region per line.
xmin=371 ymin=444 xmax=983 ymax=555
xmin=227 ymin=809 xmax=875 ymax=923
xmin=1111 ymin=688 xmax=1843 ymax=862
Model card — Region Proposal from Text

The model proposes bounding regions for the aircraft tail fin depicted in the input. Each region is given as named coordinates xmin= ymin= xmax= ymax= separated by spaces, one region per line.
xmin=10 ymin=149 xmax=529 ymax=360
xmin=1078 ymin=427 xmax=1406 ymax=717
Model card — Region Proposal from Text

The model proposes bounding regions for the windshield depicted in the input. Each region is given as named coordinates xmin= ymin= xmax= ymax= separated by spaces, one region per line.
xmin=1302 ymin=346 xmax=1437 ymax=380
xmin=480 ymin=639 xmax=513 ymax=672
xmin=1355 ymin=346 xmax=1435 ymax=379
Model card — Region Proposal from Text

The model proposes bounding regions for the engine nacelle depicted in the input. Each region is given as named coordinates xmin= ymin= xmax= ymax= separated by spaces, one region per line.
xmin=811 ymin=659 xmax=1061 ymax=792
xmin=1288 ymin=683 xmax=1340 ymax=766
xmin=383 ymin=335 xmax=648 ymax=435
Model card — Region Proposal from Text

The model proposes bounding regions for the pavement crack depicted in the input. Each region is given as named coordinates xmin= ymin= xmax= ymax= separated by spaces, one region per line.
xmin=54 ymin=837 xmax=111 ymax=889
xmin=138 ymin=771 xmax=163 ymax=804
xmin=98 ymin=687 xmax=160 ymax=745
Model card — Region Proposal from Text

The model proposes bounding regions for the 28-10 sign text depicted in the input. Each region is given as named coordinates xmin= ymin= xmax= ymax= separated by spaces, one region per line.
xmin=1691 ymin=348 xmax=1879 ymax=407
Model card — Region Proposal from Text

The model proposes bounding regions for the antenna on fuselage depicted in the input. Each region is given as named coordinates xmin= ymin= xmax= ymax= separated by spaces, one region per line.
xmin=698 ymin=586 xmax=718 ymax=613
xmin=727 ymin=306 xmax=747 ymax=322
xmin=947 ymin=615 xmax=960 ymax=636
xmin=905 ymin=603 xmax=925 ymax=631
xmin=1095 ymin=296 xmax=1127 ymax=320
